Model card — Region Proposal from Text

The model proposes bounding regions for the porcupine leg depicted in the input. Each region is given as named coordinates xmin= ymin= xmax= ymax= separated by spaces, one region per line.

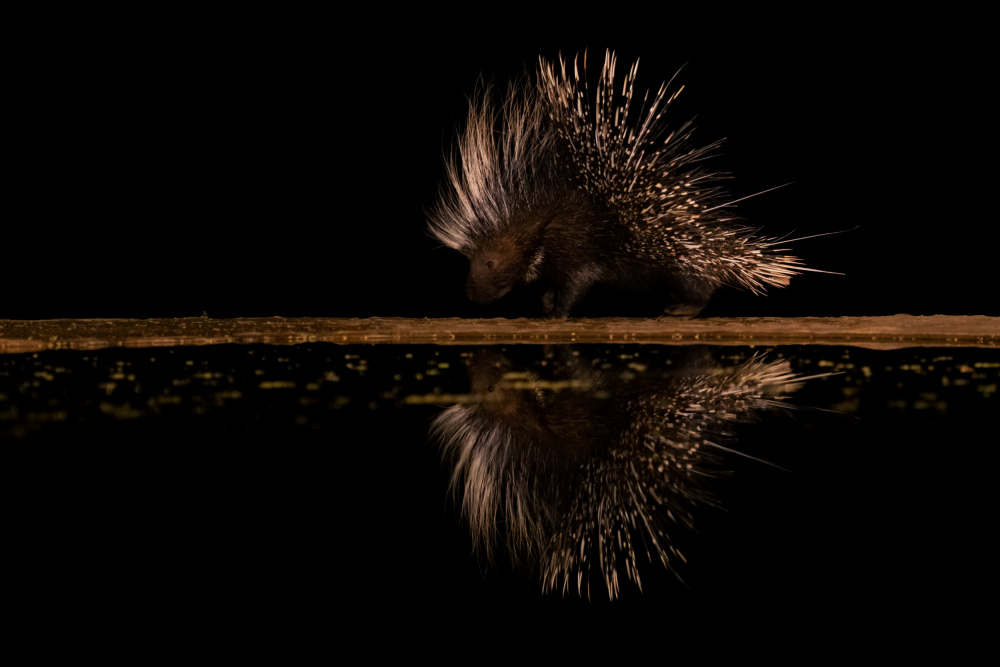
xmin=542 ymin=290 xmax=557 ymax=316
xmin=544 ymin=274 xmax=595 ymax=318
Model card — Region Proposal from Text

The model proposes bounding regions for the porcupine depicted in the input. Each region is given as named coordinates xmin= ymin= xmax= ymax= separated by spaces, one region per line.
xmin=428 ymin=51 xmax=806 ymax=317
xmin=431 ymin=349 xmax=804 ymax=599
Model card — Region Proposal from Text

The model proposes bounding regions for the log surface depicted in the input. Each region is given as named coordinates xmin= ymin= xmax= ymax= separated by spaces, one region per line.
xmin=1 ymin=315 xmax=997 ymax=353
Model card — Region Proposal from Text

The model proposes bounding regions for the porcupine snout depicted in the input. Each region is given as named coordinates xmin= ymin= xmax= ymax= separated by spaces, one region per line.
xmin=464 ymin=238 xmax=524 ymax=305
xmin=465 ymin=276 xmax=495 ymax=305
xmin=465 ymin=263 xmax=512 ymax=305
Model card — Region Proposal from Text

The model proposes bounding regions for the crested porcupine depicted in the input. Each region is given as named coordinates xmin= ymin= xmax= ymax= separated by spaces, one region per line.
xmin=428 ymin=51 xmax=807 ymax=317
xmin=431 ymin=348 xmax=804 ymax=599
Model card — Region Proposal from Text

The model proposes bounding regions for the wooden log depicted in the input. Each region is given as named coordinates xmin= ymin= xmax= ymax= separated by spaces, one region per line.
xmin=1 ymin=315 xmax=997 ymax=353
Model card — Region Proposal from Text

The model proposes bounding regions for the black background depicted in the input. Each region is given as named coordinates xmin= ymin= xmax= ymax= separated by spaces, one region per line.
xmin=6 ymin=11 xmax=995 ymax=320
xmin=4 ymin=12 xmax=996 ymax=654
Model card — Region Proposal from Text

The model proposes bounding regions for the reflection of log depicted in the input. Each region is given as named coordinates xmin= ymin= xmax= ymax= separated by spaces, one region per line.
xmin=1 ymin=315 xmax=997 ymax=353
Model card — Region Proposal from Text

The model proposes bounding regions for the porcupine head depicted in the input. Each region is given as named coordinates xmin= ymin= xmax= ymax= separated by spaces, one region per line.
xmin=464 ymin=222 xmax=544 ymax=307
xmin=429 ymin=82 xmax=609 ymax=314
xmin=461 ymin=193 xmax=611 ymax=315
xmin=429 ymin=78 xmax=572 ymax=311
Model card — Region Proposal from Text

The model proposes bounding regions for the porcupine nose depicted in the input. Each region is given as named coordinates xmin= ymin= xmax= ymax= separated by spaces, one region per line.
xmin=466 ymin=276 xmax=489 ymax=305
xmin=466 ymin=273 xmax=506 ymax=305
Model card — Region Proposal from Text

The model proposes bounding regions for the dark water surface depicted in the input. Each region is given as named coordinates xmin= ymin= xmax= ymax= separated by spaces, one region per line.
xmin=3 ymin=343 xmax=995 ymax=643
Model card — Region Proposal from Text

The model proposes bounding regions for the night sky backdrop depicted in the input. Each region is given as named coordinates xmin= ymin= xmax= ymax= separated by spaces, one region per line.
xmin=8 ymin=12 xmax=995 ymax=320
xmin=4 ymin=12 xmax=996 ymax=649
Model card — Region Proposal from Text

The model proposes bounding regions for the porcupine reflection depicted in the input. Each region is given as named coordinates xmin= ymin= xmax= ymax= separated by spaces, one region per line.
xmin=430 ymin=349 xmax=802 ymax=599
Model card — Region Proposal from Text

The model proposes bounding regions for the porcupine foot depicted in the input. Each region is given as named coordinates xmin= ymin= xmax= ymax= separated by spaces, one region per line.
xmin=660 ymin=303 xmax=705 ymax=318
xmin=659 ymin=282 xmax=713 ymax=317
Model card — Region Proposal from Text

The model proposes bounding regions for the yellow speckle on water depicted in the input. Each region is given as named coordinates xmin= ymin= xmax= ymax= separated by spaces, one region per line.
xmin=979 ymin=384 xmax=997 ymax=398
xmin=832 ymin=398 xmax=860 ymax=413
xmin=975 ymin=362 xmax=1000 ymax=369
xmin=99 ymin=402 xmax=143 ymax=419
xmin=403 ymin=392 xmax=473 ymax=404
xmin=259 ymin=381 xmax=295 ymax=389
xmin=306 ymin=383 xmax=320 ymax=391
xmin=150 ymin=396 xmax=182 ymax=406
xmin=324 ymin=371 xmax=340 ymax=382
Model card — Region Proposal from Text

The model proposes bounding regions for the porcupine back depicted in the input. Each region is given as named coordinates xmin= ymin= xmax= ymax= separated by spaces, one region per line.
xmin=538 ymin=51 xmax=805 ymax=310
xmin=429 ymin=51 xmax=806 ymax=316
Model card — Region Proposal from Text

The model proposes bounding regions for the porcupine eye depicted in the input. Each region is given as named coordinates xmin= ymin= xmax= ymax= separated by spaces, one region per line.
xmin=487 ymin=261 xmax=493 ymax=268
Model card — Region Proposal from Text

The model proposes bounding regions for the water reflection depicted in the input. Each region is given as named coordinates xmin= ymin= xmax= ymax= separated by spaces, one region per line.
xmin=431 ymin=348 xmax=804 ymax=599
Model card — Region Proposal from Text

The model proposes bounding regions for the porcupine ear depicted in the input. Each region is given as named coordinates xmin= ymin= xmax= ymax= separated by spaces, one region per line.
xmin=428 ymin=77 xmax=553 ymax=256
